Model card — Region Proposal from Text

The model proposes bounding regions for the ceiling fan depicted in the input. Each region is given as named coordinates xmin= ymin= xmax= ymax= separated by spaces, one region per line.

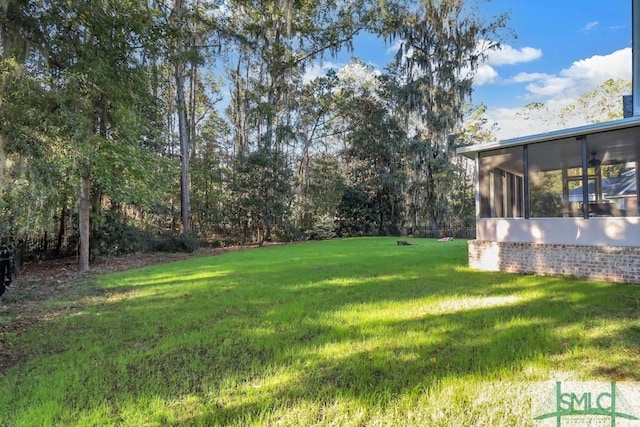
xmin=588 ymin=151 xmax=622 ymax=167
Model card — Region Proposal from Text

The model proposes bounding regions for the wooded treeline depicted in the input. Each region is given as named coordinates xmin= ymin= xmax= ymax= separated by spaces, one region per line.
xmin=0 ymin=0 xmax=507 ymax=270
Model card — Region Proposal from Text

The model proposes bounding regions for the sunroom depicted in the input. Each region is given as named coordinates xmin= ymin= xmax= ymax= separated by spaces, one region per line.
xmin=457 ymin=115 xmax=640 ymax=283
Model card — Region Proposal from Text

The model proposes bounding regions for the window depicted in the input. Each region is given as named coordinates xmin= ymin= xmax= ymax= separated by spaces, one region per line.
xmin=476 ymin=125 xmax=640 ymax=219
xmin=528 ymin=139 xmax=582 ymax=218
xmin=478 ymin=147 xmax=524 ymax=218
xmin=583 ymin=144 xmax=638 ymax=217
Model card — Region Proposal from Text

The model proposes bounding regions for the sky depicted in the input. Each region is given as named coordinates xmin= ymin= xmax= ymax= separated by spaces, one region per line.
xmin=472 ymin=1 xmax=632 ymax=140
xmin=312 ymin=1 xmax=634 ymax=142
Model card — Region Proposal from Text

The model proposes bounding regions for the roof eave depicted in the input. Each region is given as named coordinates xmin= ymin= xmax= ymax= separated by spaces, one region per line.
xmin=456 ymin=116 xmax=640 ymax=158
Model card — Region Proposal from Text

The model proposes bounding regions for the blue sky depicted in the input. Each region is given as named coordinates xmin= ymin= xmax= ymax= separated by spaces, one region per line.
xmin=472 ymin=0 xmax=632 ymax=139
xmin=473 ymin=1 xmax=630 ymax=107
xmin=314 ymin=1 xmax=634 ymax=141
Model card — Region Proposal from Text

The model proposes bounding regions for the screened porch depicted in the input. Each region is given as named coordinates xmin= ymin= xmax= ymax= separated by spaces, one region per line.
xmin=458 ymin=116 xmax=640 ymax=247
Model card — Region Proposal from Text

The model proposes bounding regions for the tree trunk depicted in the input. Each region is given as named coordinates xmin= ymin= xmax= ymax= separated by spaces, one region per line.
xmin=79 ymin=172 xmax=91 ymax=272
xmin=173 ymin=0 xmax=191 ymax=236
xmin=176 ymin=66 xmax=191 ymax=235
xmin=189 ymin=58 xmax=197 ymax=158
xmin=55 ymin=204 xmax=67 ymax=256
xmin=428 ymin=212 xmax=439 ymax=238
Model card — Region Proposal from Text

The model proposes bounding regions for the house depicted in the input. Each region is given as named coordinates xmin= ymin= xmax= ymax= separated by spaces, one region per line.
xmin=456 ymin=116 xmax=640 ymax=283
xmin=454 ymin=0 xmax=640 ymax=283
xmin=567 ymin=168 xmax=637 ymax=214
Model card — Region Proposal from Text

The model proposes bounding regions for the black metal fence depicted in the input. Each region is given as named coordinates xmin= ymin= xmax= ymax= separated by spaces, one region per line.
xmin=420 ymin=225 xmax=476 ymax=239
xmin=2 ymin=234 xmax=79 ymax=263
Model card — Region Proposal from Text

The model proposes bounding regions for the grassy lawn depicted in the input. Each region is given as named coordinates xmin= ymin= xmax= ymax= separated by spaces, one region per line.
xmin=1 ymin=237 xmax=640 ymax=426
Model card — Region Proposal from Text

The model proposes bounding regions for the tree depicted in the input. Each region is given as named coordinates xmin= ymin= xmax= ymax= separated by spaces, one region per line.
xmin=516 ymin=79 xmax=632 ymax=131
xmin=291 ymin=70 xmax=341 ymax=228
xmin=1 ymin=0 xmax=511 ymax=252
xmin=339 ymin=80 xmax=406 ymax=235
xmin=335 ymin=187 xmax=377 ymax=237
xmin=168 ymin=0 xmax=197 ymax=236
xmin=449 ymin=103 xmax=496 ymax=225
xmin=560 ymin=78 xmax=631 ymax=124
xmin=380 ymin=0 xmax=507 ymax=235
xmin=225 ymin=0 xmax=376 ymax=242
xmin=2 ymin=1 xmax=165 ymax=271
xmin=190 ymin=107 xmax=229 ymax=235
xmin=0 ymin=0 xmax=29 ymax=233
xmin=228 ymin=147 xmax=292 ymax=243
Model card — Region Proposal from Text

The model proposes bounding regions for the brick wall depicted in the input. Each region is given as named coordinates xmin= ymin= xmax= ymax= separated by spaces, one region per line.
xmin=468 ymin=240 xmax=640 ymax=283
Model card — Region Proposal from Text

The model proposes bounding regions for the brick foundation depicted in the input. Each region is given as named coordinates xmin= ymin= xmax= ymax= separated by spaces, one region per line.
xmin=468 ymin=240 xmax=640 ymax=283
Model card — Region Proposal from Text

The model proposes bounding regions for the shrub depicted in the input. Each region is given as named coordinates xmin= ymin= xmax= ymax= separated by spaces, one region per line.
xmin=91 ymin=214 xmax=143 ymax=256
xmin=303 ymin=215 xmax=336 ymax=240
xmin=334 ymin=187 xmax=377 ymax=237
xmin=143 ymin=233 xmax=200 ymax=253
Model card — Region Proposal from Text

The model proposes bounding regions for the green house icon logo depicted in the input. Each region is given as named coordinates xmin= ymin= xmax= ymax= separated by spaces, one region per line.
xmin=533 ymin=381 xmax=639 ymax=427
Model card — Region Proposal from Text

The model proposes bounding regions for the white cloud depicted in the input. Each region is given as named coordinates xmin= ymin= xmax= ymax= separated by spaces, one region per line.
xmin=474 ymin=64 xmax=499 ymax=86
xmin=303 ymin=61 xmax=340 ymax=83
xmin=472 ymin=42 xmax=542 ymax=86
xmin=524 ymin=76 xmax=575 ymax=97
xmin=472 ymin=42 xmax=543 ymax=86
xmin=581 ymin=21 xmax=599 ymax=32
xmin=561 ymin=48 xmax=631 ymax=82
xmin=514 ymin=48 xmax=631 ymax=102
xmin=483 ymin=48 xmax=632 ymax=141
xmin=486 ymin=101 xmax=584 ymax=141
xmin=483 ymin=107 xmax=532 ymax=141
xmin=486 ymin=45 xmax=543 ymax=66
xmin=386 ymin=39 xmax=403 ymax=55
xmin=508 ymin=72 xmax=552 ymax=84
xmin=336 ymin=61 xmax=381 ymax=89
xmin=304 ymin=59 xmax=382 ymax=93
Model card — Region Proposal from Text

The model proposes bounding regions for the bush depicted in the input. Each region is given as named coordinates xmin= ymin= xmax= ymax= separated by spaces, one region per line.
xmin=91 ymin=215 xmax=144 ymax=257
xmin=303 ymin=215 xmax=336 ymax=240
xmin=334 ymin=187 xmax=377 ymax=237
xmin=143 ymin=233 xmax=200 ymax=253
xmin=208 ymin=239 xmax=223 ymax=248
xmin=271 ymin=223 xmax=303 ymax=242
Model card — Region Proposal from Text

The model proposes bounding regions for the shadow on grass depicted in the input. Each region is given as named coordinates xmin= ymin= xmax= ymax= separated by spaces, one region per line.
xmin=191 ymin=281 xmax=639 ymax=424
xmin=2 ymin=238 xmax=640 ymax=425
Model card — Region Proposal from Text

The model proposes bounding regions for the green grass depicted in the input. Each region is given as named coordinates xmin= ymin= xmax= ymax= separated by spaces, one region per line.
xmin=1 ymin=237 xmax=640 ymax=426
